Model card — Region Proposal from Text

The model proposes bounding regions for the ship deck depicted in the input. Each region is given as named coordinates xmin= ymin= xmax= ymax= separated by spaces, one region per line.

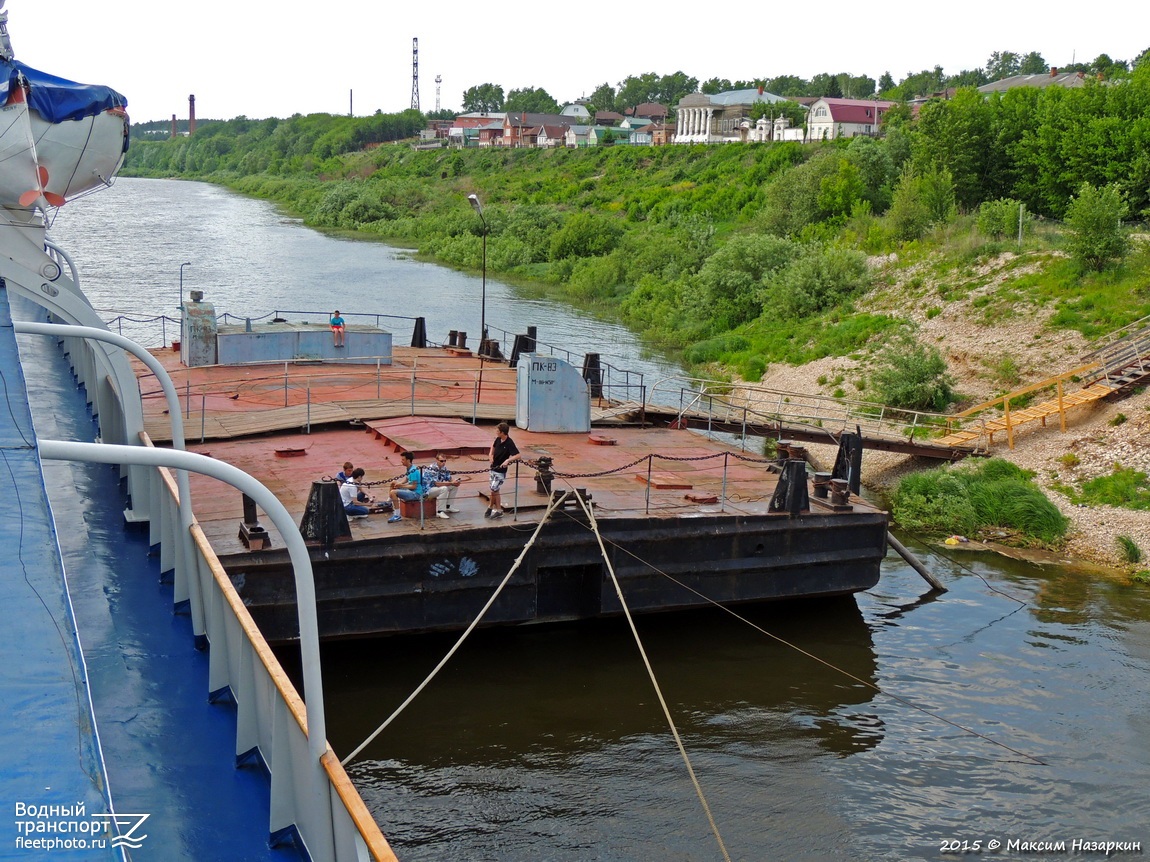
xmin=7 ymin=297 xmax=304 ymax=859
xmin=128 ymin=346 xmax=885 ymax=557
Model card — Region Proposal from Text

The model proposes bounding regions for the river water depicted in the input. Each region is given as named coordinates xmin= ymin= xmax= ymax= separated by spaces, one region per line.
xmin=47 ymin=179 xmax=1150 ymax=861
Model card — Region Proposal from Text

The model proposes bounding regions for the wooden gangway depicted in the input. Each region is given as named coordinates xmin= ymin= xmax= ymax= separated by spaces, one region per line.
xmin=616 ymin=380 xmax=981 ymax=460
xmin=936 ymin=315 xmax=1150 ymax=449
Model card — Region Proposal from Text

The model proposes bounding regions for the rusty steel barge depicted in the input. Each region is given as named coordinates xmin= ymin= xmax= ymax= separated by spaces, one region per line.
xmin=138 ymin=310 xmax=889 ymax=643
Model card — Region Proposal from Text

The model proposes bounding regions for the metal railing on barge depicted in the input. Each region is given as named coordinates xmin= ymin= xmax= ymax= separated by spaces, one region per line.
xmin=642 ymin=377 xmax=984 ymax=458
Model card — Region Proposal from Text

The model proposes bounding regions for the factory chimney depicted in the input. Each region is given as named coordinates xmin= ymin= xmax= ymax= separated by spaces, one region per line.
xmin=188 ymin=94 xmax=196 ymax=135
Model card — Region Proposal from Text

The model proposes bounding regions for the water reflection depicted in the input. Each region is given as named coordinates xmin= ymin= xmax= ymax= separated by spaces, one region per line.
xmin=275 ymin=599 xmax=884 ymax=859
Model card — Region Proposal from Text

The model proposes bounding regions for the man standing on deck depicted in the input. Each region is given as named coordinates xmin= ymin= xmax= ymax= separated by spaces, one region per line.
xmin=486 ymin=422 xmax=522 ymax=519
xmin=423 ymin=453 xmax=460 ymax=519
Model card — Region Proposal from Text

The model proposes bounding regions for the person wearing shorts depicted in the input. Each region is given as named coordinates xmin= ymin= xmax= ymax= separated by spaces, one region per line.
xmin=486 ymin=422 xmax=521 ymax=519
xmin=330 ymin=310 xmax=345 ymax=347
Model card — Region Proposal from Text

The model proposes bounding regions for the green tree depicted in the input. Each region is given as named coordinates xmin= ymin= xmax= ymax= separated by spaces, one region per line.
xmin=692 ymin=233 xmax=800 ymax=327
xmin=913 ymin=87 xmax=994 ymax=208
xmin=549 ymin=212 xmax=623 ymax=261
xmin=877 ymin=71 xmax=896 ymax=94
xmin=845 ymin=135 xmax=895 ymax=211
xmin=977 ymin=198 xmax=1031 ymax=239
xmin=701 ymin=77 xmax=733 ymax=95
xmin=947 ymin=68 xmax=989 ymax=88
xmin=616 ymin=72 xmax=660 ymax=109
xmin=767 ymin=75 xmax=809 ymax=96
xmin=1064 ymin=182 xmax=1130 ymax=271
xmin=810 ymin=72 xmax=842 ymax=97
xmin=655 ymin=71 xmax=699 ymax=106
xmin=986 ymin=50 xmax=1022 ymax=80
xmin=1019 ymin=51 xmax=1048 ymax=74
xmin=871 ymin=334 xmax=956 ymax=410
xmin=588 ymin=82 xmax=617 ymax=113
xmin=462 ymin=83 xmax=504 ymax=112
xmin=505 ymin=86 xmax=560 ymax=113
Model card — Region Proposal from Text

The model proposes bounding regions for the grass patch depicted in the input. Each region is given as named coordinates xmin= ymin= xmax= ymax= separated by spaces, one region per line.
xmin=890 ymin=458 xmax=1069 ymax=545
xmin=1071 ymin=466 xmax=1150 ymax=510
xmin=1116 ymin=535 xmax=1144 ymax=564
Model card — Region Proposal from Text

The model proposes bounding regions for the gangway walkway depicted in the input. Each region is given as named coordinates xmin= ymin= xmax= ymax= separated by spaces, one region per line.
xmin=936 ymin=314 xmax=1150 ymax=449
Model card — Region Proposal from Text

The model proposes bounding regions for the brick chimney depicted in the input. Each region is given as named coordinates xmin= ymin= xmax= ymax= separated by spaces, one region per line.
xmin=188 ymin=94 xmax=196 ymax=135
xmin=1050 ymin=66 xmax=1058 ymax=77
xmin=171 ymin=114 xmax=177 ymax=138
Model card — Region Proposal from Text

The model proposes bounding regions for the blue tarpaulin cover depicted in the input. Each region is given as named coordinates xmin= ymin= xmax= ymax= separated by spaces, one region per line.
xmin=1 ymin=57 xmax=127 ymax=122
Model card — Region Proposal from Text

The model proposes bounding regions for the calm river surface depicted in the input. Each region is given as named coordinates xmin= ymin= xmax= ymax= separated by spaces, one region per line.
xmin=48 ymin=179 xmax=1150 ymax=861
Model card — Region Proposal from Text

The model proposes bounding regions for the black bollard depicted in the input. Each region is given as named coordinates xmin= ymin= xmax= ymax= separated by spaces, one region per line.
xmin=298 ymin=480 xmax=351 ymax=550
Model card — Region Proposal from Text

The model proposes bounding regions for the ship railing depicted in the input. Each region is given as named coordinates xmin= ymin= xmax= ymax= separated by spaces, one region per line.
xmin=481 ymin=322 xmax=648 ymax=405
xmin=648 ymin=377 xmax=981 ymax=449
xmin=137 ymin=442 xmax=397 ymax=861
xmin=99 ymin=310 xmax=425 ymax=350
xmin=37 ymin=322 xmax=396 ymax=861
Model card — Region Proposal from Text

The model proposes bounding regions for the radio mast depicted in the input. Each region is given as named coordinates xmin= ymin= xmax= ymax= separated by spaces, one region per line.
xmin=410 ymin=38 xmax=420 ymax=111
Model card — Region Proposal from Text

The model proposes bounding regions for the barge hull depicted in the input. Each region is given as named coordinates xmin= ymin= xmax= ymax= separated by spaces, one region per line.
xmin=225 ymin=511 xmax=889 ymax=643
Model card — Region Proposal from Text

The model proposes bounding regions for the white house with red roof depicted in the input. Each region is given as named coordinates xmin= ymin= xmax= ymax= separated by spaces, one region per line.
xmin=806 ymin=98 xmax=896 ymax=141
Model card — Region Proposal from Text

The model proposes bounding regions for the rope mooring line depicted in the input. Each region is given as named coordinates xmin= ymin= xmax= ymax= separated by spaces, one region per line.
xmin=554 ymin=494 xmax=1047 ymax=768
xmin=572 ymin=491 xmax=734 ymax=862
xmin=340 ymin=489 xmax=573 ymax=766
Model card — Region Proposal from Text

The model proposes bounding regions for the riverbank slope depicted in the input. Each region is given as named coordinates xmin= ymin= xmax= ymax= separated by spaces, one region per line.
xmin=754 ymin=250 xmax=1150 ymax=570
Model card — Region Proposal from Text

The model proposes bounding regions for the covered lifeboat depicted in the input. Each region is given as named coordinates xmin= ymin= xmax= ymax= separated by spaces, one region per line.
xmin=0 ymin=22 xmax=128 ymax=209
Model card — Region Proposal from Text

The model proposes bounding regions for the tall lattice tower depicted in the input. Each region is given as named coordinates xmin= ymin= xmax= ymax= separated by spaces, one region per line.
xmin=435 ymin=74 xmax=442 ymax=113
xmin=410 ymin=38 xmax=420 ymax=111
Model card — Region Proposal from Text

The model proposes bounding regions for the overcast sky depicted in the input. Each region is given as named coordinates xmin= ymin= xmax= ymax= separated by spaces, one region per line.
xmin=8 ymin=0 xmax=1147 ymax=123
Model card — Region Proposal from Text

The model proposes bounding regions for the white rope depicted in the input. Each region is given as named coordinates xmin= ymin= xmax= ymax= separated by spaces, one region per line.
xmin=572 ymin=491 xmax=733 ymax=862
xmin=341 ymin=489 xmax=573 ymax=766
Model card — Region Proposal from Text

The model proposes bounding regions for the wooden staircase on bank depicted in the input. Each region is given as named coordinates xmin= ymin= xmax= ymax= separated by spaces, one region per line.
xmin=936 ymin=315 xmax=1150 ymax=450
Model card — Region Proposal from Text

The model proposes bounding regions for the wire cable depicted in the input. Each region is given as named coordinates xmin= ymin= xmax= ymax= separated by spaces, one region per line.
xmin=340 ymin=490 xmax=574 ymax=766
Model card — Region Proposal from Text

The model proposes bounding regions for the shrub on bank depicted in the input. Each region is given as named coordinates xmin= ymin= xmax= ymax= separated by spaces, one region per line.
xmin=891 ymin=458 xmax=1069 ymax=545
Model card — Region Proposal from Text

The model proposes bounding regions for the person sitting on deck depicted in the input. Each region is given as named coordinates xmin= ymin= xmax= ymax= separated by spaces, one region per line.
xmin=340 ymin=467 xmax=370 ymax=518
xmin=336 ymin=461 xmax=354 ymax=484
xmin=422 ymin=453 xmax=461 ymax=520
xmin=330 ymin=310 xmax=346 ymax=347
xmin=387 ymin=451 xmax=424 ymax=523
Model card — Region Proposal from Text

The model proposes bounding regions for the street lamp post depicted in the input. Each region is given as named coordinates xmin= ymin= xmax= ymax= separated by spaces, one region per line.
xmin=179 ymin=262 xmax=192 ymax=310
xmin=178 ymin=261 xmax=192 ymax=353
xmin=467 ymin=194 xmax=487 ymax=355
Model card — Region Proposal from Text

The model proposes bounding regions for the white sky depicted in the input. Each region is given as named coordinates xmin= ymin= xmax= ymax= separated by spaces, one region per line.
xmin=8 ymin=0 xmax=1146 ymax=123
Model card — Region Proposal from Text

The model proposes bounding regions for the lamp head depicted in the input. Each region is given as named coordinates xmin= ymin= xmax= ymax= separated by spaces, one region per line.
xmin=467 ymin=194 xmax=483 ymax=215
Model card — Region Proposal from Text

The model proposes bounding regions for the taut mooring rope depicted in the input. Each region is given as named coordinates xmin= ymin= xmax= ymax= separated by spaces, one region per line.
xmin=573 ymin=491 xmax=733 ymax=862
xmin=340 ymin=489 xmax=573 ymax=766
